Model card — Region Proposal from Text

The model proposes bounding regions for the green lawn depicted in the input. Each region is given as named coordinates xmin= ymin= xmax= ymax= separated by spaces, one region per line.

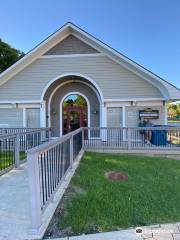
xmin=0 ymin=151 xmax=26 ymax=170
xmin=59 ymin=152 xmax=180 ymax=235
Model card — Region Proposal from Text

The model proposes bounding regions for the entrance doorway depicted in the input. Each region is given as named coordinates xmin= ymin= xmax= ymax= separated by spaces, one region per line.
xmin=62 ymin=94 xmax=88 ymax=135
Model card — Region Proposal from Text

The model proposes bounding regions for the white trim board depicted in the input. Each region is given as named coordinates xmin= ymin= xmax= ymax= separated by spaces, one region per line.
xmin=23 ymin=108 xmax=26 ymax=127
xmin=104 ymin=98 xmax=166 ymax=102
xmin=40 ymin=53 xmax=105 ymax=58
xmin=0 ymin=100 xmax=41 ymax=104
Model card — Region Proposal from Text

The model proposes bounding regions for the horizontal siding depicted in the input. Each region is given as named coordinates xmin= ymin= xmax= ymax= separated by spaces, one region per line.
xmin=44 ymin=35 xmax=99 ymax=55
xmin=0 ymin=108 xmax=23 ymax=127
xmin=0 ymin=56 xmax=162 ymax=101
xmin=125 ymin=106 xmax=165 ymax=127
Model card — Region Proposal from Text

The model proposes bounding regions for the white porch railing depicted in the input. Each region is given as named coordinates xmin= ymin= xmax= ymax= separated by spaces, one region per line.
xmin=26 ymin=128 xmax=83 ymax=232
xmin=0 ymin=128 xmax=51 ymax=175
xmin=25 ymin=126 xmax=180 ymax=235
xmin=83 ymin=127 xmax=180 ymax=150
xmin=0 ymin=127 xmax=43 ymax=135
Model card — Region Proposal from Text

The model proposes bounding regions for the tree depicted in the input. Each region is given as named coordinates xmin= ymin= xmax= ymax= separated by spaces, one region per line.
xmin=177 ymin=104 xmax=180 ymax=117
xmin=0 ymin=39 xmax=24 ymax=73
xmin=168 ymin=103 xmax=180 ymax=118
xmin=63 ymin=99 xmax=74 ymax=106
xmin=74 ymin=95 xmax=87 ymax=106
xmin=168 ymin=107 xmax=177 ymax=118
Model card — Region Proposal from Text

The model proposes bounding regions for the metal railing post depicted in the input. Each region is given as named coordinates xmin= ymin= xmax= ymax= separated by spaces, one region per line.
xmin=27 ymin=151 xmax=42 ymax=232
xmin=70 ymin=135 xmax=73 ymax=168
xmin=127 ymin=128 xmax=131 ymax=150
xmin=15 ymin=134 xmax=20 ymax=168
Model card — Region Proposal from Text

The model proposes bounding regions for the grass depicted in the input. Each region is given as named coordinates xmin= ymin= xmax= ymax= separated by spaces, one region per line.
xmin=0 ymin=151 xmax=26 ymax=170
xmin=59 ymin=152 xmax=180 ymax=235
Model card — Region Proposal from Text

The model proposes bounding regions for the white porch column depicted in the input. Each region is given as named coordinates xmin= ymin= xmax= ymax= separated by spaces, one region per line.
xmin=101 ymin=103 xmax=107 ymax=128
xmin=101 ymin=103 xmax=107 ymax=141
xmin=40 ymin=101 xmax=46 ymax=128
xmin=164 ymin=101 xmax=168 ymax=125
xmin=22 ymin=108 xmax=27 ymax=127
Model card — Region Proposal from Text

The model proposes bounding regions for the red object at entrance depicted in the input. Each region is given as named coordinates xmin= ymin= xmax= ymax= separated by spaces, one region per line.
xmin=63 ymin=106 xmax=88 ymax=134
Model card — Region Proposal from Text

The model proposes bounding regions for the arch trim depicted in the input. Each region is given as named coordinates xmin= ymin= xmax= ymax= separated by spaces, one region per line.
xmin=40 ymin=72 xmax=104 ymax=102
xmin=48 ymin=79 xmax=102 ymax=128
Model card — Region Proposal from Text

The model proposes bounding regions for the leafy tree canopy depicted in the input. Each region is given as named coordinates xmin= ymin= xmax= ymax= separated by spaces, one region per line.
xmin=168 ymin=103 xmax=180 ymax=118
xmin=0 ymin=39 xmax=24 ymax=73
xmin=63 ymin=95 xmax=87 ymax=107
xmin=74 ymin=95 xmax=87 ymax=106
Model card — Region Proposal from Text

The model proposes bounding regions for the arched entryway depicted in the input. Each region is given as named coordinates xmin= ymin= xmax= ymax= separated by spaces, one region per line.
xmin=61 ymin=93 xmax=89 ymax=135
xmin=43 ymin=75 xmax=102 ymax=137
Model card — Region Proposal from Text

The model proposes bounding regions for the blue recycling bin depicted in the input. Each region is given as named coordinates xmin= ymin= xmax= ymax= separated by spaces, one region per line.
xmin=151 ymin=125 xmax=167 ymax=146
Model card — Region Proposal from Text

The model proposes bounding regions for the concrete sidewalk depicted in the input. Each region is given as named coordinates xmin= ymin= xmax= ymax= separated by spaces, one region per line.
xmin=50 ymin=229 xmax=141 ymax=240
xmin=0 ymin=163 xmax=31 ymax=240
xmin=47 ymin=223 xmax=180 ymax=240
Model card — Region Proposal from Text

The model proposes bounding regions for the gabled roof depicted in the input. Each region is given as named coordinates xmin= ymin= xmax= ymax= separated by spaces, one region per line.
xmin=0 ymin=22 xmax=179 ymax=100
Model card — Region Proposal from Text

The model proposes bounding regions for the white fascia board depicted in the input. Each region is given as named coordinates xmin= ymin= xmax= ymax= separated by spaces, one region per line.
xmin=105 ymin=102 xmax=131 ymax=107
xmin=136 ymin=101 xmax=164 ymax=106
xmin=0 ymin=104 xmax=15 ymax=109
xmin=0 ymin=100 xmax=41 ymax=104
xmin=105 ymin=100 xmax=164 ymax=107
xmin=104 ymin=98 xmax=166 ymax=102
xmin=18 ymin=103 xmax=41 ymax=108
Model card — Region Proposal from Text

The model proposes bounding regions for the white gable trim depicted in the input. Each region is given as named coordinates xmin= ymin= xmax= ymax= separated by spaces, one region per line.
xmin=70 ymin=26 xmax=180 ymax=97
xmin=0 ymin=22 xmax=179 ymax=100
xmin=0 ymin=27 xmax=70 ymax=86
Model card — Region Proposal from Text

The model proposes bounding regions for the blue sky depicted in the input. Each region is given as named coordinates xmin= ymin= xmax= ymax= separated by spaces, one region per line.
xmin=1 ymin=0 xmax=180 ymax=88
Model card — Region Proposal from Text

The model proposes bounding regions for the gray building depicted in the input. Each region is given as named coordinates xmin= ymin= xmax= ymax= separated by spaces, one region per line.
xmin=0 ymin=22 xmax=179 ymax=136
